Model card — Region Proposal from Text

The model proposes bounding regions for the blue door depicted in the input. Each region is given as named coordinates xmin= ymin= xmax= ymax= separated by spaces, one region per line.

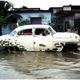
xmin=31 ymin=17 xmax=41 ymax=24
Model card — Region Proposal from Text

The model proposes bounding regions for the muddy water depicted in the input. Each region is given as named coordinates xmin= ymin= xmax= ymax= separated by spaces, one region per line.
xmin=0 ymin=51 xmax=80 ymax=79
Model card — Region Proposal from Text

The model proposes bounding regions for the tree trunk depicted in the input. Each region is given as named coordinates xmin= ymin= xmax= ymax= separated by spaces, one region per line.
xmin=0 ymin=25 xmax=2 ymax=36
xmin=78 ymin=27 xmax=80 ymax=35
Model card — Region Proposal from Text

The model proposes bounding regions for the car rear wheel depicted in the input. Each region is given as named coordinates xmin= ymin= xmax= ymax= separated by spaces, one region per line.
xmin=4 ymin=46 xmax=19 ymax=52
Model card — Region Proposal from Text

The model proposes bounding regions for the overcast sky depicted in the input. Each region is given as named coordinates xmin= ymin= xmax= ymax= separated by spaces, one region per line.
xmin=6 ymin=0 xmax=80 ymax=10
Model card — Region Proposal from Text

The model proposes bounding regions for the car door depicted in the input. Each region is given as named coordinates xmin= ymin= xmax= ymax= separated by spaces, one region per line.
xmin=16 ymin=28 xmax=34 ymax=51
xmin=34 ymin=28 xmax=53 ymax=51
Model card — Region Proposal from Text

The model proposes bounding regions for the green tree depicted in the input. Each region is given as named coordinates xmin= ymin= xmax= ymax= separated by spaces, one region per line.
xmin=6 ymin=14 xmax=23 ymax=30
xmin=0 ymin=1 xmax=13 ymax=35
xmin=19 ymin=19 xmax=30 ymax=26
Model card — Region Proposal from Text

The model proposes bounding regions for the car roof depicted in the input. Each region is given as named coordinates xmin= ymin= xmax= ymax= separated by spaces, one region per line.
xmin=15 ymin=24 xmax=51 ymax=32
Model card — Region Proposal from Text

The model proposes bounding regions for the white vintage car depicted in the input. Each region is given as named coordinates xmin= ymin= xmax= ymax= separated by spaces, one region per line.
xmin=0 ymin=24 xmax=80 ymax=52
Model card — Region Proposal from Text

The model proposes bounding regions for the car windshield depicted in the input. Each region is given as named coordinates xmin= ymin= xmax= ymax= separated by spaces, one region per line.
xmin=10 ymin=30 xmax=16 ymax=36
xmin=48 ymin=27 xmax=56 ymax=35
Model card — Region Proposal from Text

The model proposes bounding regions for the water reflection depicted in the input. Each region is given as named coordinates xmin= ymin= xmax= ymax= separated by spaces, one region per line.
xmin=0 ymin=51 xmax=80 ymax=79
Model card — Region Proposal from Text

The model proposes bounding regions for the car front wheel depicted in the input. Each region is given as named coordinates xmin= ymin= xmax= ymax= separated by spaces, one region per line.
xmin=62 ymin=44 xmax=78 ymax=52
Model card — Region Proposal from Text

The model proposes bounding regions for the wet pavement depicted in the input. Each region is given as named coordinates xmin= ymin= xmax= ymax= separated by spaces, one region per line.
xmin=0 ymin=51 xmax=80 ymax=79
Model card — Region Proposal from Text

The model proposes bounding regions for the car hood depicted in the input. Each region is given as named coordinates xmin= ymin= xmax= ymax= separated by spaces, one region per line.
xmin=53 ymin=32 xmax=80 ymax=39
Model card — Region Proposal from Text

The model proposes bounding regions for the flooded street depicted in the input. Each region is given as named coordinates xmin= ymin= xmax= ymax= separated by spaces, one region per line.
xmin=0 ymin=51 xmax=80 ymax=79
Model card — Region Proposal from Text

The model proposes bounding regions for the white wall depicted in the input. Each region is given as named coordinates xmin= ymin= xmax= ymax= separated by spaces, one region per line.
xmin=18 ymin=12 xmax=51 ymax=24
xmin=2 ymin=25 xmax=12 ymax=35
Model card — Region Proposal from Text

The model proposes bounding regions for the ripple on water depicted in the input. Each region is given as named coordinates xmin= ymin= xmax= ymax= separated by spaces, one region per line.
xmin=0 ymin=51 xmax=80 ymax=79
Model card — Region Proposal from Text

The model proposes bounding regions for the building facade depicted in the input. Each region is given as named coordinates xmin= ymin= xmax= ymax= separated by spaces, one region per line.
xmin=55 ymin=5 xmax=80 ymax=34
xmin=2 ymin=7 xmax=52 ymax=35
xmin=2 ymin=5 xmax=80 ymax=35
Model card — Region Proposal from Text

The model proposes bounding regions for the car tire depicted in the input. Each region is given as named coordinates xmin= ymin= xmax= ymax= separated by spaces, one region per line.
xmin=62 ymin=44 xmax=78 ymax=52
xmin=4 ymin=46 xmax=19 ymax=52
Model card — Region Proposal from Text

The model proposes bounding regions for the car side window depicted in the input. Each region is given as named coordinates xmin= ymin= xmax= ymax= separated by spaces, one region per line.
xmin=18 ymin=29 xmax=32 ymax=35
xmin=35 ymin=28 xmax=50 ymax=36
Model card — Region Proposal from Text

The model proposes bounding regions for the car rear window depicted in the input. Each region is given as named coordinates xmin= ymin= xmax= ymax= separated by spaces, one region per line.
xmin=18 ymin=29 xmax=32 ymax=35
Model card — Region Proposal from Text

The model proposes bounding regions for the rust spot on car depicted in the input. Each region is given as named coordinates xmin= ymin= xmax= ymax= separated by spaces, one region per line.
xmin=45 ymin=48 xmax=58 ymax=52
